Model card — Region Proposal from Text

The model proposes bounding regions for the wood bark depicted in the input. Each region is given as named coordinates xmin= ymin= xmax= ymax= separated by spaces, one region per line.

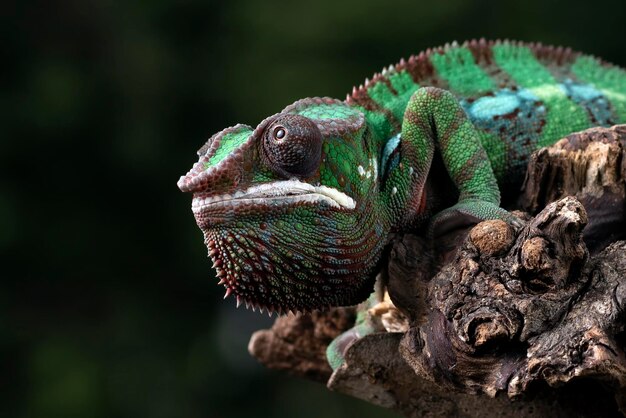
xmin=249 ymin=125 xmax=626 ymax=417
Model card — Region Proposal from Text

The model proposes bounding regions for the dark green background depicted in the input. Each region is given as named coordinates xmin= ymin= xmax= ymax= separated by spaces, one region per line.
xmin=3 ymin=1 xmax=626 ymax=417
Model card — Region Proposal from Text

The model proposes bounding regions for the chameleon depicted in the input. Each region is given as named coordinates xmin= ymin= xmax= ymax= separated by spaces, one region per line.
xmin=178 ymin=39 xmax=626 ymax=320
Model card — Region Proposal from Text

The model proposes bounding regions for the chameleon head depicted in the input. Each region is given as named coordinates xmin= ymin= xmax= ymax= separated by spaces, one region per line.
xmin=178 ymin=98 xmax=390 ymax=313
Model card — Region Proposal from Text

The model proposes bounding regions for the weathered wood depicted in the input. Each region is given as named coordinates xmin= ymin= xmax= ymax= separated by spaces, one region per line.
xmin=249 ymin=307 xmax=355 ymax=382
xmin=519 ymin=124 xmax=626 ymax=252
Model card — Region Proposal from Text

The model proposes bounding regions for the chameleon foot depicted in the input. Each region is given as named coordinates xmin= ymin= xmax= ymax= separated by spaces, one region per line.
xmin=429 ymin=199 xmax=523 ymax=239
xmin=326 ymin=320 xmax=377 ymax=370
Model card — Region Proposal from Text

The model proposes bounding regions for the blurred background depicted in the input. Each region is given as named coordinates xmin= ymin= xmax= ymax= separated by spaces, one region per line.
xmin=3 ymin=0 xmax=626 ymax=417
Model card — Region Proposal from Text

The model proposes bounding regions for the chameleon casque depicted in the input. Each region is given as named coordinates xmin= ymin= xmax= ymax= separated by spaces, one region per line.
xmin=178 ymin=40 xmax=626 ymax=321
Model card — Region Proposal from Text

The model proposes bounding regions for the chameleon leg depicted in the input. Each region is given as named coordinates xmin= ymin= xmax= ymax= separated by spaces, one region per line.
xmin=326 ymin=278 xmax=385 ymax=370
xmin=401 ymin=87 xmax=521 ymax=236
xmin=326 ymin=294 xmax=379 ymax=370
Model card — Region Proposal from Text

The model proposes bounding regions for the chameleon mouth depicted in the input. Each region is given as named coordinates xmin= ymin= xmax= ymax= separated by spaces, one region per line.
xmin=191 ymin=180 xmax=356 ymax=214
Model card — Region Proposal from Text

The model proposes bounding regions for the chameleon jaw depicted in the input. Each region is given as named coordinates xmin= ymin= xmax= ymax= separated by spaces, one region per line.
xmin=191 ymin=180 xmax=356 ymax=215
xmin=194 ymin=178 xmax=383 ymax=314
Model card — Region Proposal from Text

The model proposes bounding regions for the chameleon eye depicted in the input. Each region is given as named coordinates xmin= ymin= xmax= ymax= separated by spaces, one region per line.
xmin=274 ymin=127 xmax=286 ymax=140
xmin=262 ymin=114 xmax=322 ymax=178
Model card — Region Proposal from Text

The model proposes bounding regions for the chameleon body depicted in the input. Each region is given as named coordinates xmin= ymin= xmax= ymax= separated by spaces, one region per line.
xmin=178 ymin=39 xmax=626 ymax=314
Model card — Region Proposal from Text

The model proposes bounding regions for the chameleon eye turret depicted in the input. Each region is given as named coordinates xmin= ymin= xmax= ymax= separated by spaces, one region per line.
xmin=262 ymin=114 xmax=322 ymax=178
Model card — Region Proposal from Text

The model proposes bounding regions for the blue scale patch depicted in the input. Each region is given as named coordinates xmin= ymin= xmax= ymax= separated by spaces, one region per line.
xmin=379 ymin=133 xmax=402 ymax=189
xmin=469 ymin=94 xmax=520 ymax=118
xmin=559 ymin=79 xmax=616 ymax=126
xmin=462 ymin=88 xmax=546 ymax=142
xmin=380 ymin=133 xmax=401 ymax=176
xmin=461 ymin=88 xmax=547 ymax=166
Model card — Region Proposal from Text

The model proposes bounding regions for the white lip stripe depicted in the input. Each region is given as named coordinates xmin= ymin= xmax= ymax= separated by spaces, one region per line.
xmin=192 ymin=179 xmax=356 ymax=213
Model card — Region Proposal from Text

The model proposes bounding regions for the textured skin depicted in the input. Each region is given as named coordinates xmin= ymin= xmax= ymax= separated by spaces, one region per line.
xmin=178 ymin=39 xmax=626 ymax=314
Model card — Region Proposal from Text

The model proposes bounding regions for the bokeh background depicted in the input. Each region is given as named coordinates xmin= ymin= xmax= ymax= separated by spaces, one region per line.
xmin=4 ymin=0 xmax=626 ymax=417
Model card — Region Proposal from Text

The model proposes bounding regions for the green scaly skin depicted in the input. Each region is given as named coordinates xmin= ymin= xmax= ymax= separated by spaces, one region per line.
xmin=178 ymin=39 xmax=626 ymax=367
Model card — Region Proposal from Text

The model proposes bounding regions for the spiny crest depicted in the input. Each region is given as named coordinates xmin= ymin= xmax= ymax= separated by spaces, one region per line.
xmin=209 ymin=236 xmax=284 ymax=317
xmin=345 ymin=38 xmax=602 ymax=105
